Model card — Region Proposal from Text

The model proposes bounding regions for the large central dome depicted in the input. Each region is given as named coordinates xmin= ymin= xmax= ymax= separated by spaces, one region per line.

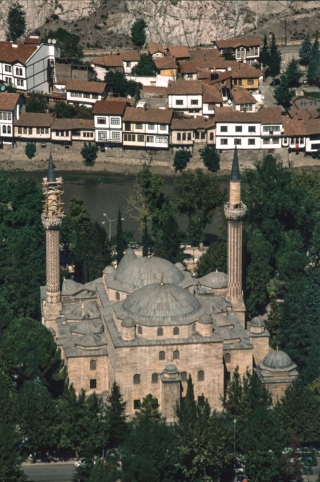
xmin=115 ymin=256 xmax=184 ymax=291
xmin=122 ymin=282 xmax=202 ymax=325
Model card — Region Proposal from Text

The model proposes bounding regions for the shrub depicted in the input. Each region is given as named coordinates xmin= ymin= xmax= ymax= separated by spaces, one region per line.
xmin=25 ymin=143 xmax=36 ymax=159
xmin=81 ymin=142 xmax=99 ymax=166
xmin=173 ymin=150 xmax=192 ymax=172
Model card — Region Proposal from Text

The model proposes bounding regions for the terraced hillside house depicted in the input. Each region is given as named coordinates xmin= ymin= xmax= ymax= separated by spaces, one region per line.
xmin=214 ymin=37 xmax=262 ymax=65
xmin=215 ymin=107 xmax=261 ymax=150
xmin=168 ymin=80 xmax=203 ymax=116
xmin=0 ymin=92 xmax=25 ymax=145
xmin=122 ymin=107 xmax=172 ymax=149
xmin=260 ymin=107 xmax=283 ymax=149
xmin=148 ymin=42 xmax=167 ymax=60
xmin=91 ymin=55 xmax=124 ymax=81
xmin=0 ymin=37 xmax=60 ymax=93
xmin=170 ymin=115 xmax=215 ymax=150
xmin=51 ymin=118 xmax=94 ymax=145
xmin=93 ymin=99 xmax=127 ymax=145
xmin=14 ymin=112 xmax=54 ymax=146
xmin=65 ymin=80 xmax=111 ymax=108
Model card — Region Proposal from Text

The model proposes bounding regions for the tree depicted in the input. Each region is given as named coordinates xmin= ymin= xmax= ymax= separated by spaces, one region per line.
xmin=260 ymin=35 xmax=270 ymax=68
xmin=106 ymin=382 xmax=127 ymax=449
xmin=307 ymin=59 xmax=320 ymax=84
xmin=133 ymin=394 xmax=163 ymax=425
xmin=222 ymin=48 xmax=235 ymax=60
xmin=116 ymin=210 xmax=125 ymax=265
xmin=299 ymin=32 xmax=313 ymax=65
xmin=105 ymin=71 xmax=140 ymax=99
xmin=81 ymin=142 xmax=99 ymax=166
xmin=44 ymin=28 xmax=83 ymax=62
xmin=285 ymin=58 xmax=302 ymax=86
xmin=274 ymin=74 xmax=294 ymax=107
xmin=131 ymin=19 xmax=147 ymax=48
xmin=173 ymin=149 xmax=192 ymax=172
xmin=131 ymin=55 xmax=156 ymax=76
xmin=196 ymin=240 xmax=227 ymax=277
xmin=25 ymin=142 xmax=36 ymax=159
xmin=7 ymin=2 xmax=26 ymax=42
xmin=311 ymin=34 xmax=320 ymax=63
xmin=142 ymin=223 xmax=150 ymax=256
xmin=50 ymin=102 xmax=93 ymax=120
xmin=26 ymin=92 xmax=48 ymax=113
xmin=153 ymin=213 xmax=185 ymax=264
xmin=265 ymin=292 xmax=280 ymax=346
xmin=199 ymin=145 xmax=220 ymax=172
xmin=269 ymin=34 xmax=281 ymax=82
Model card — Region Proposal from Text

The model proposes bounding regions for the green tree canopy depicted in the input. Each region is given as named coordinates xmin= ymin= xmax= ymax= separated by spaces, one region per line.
xmin=131 ymin=55 xmax=156 ymax=76
xmin=6 ymin=2 xmax=26 ymax=42
xmin=269 ymin=34 xmax=281 ymax=81
xmin=25 ymin=142 xmax=36 ymax=159
xmin=26 ymin=92 xmax=48 ymax=113
xmin=307 ymin=59 xmax=320 ymax=84
xmin=153 ymin=213 xmax=185 ymax=264
xmin=260 ymin=35 xmax=270 ymax=68
xmin=173 ymin=150 xmax=192 ymax=172
xmin=274 ymin=74 xmax=294 ymax=106
xmin=285 ymin=58 xmax=302 ymax=86
xmin=105 ymin=71 xmax=140 ymax=99
xmin=81 ymin=142 xmax=99 ymax=166
xmin=195 ymin=240 xmax=227 ymax=277
xmin=106 ymin=382 xmax=127 ymax=450
xmin=299 ymin=32 xmax=313 ymax=65
xmin=199 ymin=145 xmax=220 ymax=172
xmin=131 ymin=19 xmax=147 ymax=48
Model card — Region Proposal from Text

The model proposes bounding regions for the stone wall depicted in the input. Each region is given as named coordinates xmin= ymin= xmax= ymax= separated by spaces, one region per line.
xmin=67 ymin=354 xmax=109 ymax=395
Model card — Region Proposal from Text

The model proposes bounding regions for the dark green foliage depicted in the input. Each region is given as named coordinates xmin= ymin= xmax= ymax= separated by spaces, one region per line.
xmin=131 ymin=19 xmax=147 ymax=48
xmin=116 ymin=210 xmax=125 ymax=264
xmin=307 ymin=59 xmax=320 ymax=84
xmin=133 ymin=394 xmax=163 ymax=423
xmin=1 ymin=317 xmax=66 ymax=393
xmin=269 ymin=34 xmax=281 ymax=80
xmin=299 ymin=32 xmax=313 ymax=65
xmin=274 ymin=74 xmax=294 ymax=106
xmin=222 ymin=48 xmax=235 ymax=60
xmin=173 ymin=149 xmax=192 ymax=172
xmin=142 ymin=223 xmax=150 ymax=256
xmin=131 ymin=55 xmax=156 ymax=76
xmin=275 ymin=380 xmax=320 ymax=445
xmin=153 ymin=213 xmax=185 ymax=264
xmin=7 ymin=2 xmax=26 ymax=42
xmin=105 ymin=71 xmax=140 ymax=99
xmin=195 ymin=240 xmax=227 ymax=277
xmin=50 ymin=102 xmax=93 ymax=119
xmin=90 ymin=456 xmax=120 ymax=482
xmin=265 ymin=292 xmax=280 ymax=346
xmin=25 ymin=142 xmax=36 ymax=159
xmin=311 ymin=35 xmax=320 ymax=63
xmin=199 ymin=145 xmax=220 ymax=172
xmin=81 ymin=142 xmax=99 ymax=166
xmin=260 ymin=35 xmax=270 ymax=68
xmin=175 ymin=169 xmax=225 ymax=245
xmin=285 ymin=58 xmax=302 ymax=86
xmin=44 ymin=28 xmax=83 ymax=61
xmin=26 ymin=92 xmax=48 ymax=113
xmin=106 ymin=382 xmax=127 ymax=449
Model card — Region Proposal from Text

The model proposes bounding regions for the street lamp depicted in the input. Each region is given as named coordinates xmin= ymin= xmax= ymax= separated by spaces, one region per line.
xmin=103 ymin=213 xmax=124 ymax=241
xmin=234 ymin=419 xmax=236 ymax=473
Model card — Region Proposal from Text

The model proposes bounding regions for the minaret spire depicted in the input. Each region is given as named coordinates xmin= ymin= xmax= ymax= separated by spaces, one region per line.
xmin=42 ymin=155 xmax=64 ymax=329
xmin=224 ymin=148 xmax=247 ymax=327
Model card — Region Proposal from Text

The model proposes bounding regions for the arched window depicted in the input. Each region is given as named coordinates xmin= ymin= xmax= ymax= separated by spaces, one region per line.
xmin=173 ymin=327 xmax=179 ymax=336
xmin=198 ymin=370 xmax=204 ymax=382
xmin=116 ymin=291 xmax=120 ymax=300
xmin=173 ymin=350 xmax=180 ymax=360
xmin=157 ymin=327 xmax=163 ymax=336
xmin=2 ymin=125 xmax=6 ymax=134
xmin=152 ymin=373 xmax=158 ymax=383
xmin=137 ymin=326 xmax=142 ymax=335
xmin=181 ymin=371 xmax=187 ymax=381
xmin=7 ymin=125 xmax=11 ymax=134
xmin=133 ymin=374 xmax=140 ymax=385
xmin=192 ymin=323 xmax=196 ymax=333
xmin=90 ymin=360 xmax=96 ymax=371
xmin=224 ymin=353 xmax=231 ymax=363
xmin=159 ymin=351 xmax=165 ymax=361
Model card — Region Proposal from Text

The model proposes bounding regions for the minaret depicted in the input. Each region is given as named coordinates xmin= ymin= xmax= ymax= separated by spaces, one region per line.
xmin=224 ymin=148 xmax=247 ymax=327
xmin=42 ymin=154 xmax=64 ymax=329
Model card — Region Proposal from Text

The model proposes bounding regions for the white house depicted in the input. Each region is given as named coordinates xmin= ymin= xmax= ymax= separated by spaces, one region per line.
xmin=14 ymin=112 xmax=54 ymax=145
xmin=121 ymin=50 xmax=140 ymax=75
xmin=202 ymin=83 xmax=222 ymax=117
xmin=260 ymin=107 xmax=283 ymax=149
xmin=122 ymin=107 xmax=172 ymax=149
xmin=0 ymin=92 xmax=25 ymax=144
xmin=167 ymin=81 xmax=203 ymax=116
xmin=92 ymin=99 xmax=127 ymax=144
xmin=214 ymin=37 xmax=261 ymax=65
xmin=0 ymin=38 xmax=60 ymax=93
xmin=65 ymin=80 xmax=111 ymax=107
xmin=231 ymin=86 xmax=258 ymax=112
xmin=147 ymin=42 xmax=166 ymax=60
xmin=215 ymin=107 xmax=261 ymax=150
xmin=51 ymin=118 xmax=94 ymax=144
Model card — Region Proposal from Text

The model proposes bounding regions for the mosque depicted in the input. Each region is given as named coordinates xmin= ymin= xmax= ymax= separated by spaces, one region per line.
xmin=41 ymin=150 xmax=298 ymax=421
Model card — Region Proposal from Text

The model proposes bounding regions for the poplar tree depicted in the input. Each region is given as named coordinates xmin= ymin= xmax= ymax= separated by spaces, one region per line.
xmin=260 ymin=34 xmax=270 ymax=67
xmin=7 ymin=2 xmax=26 ymax=42
xmin=299 ymin=32 xmax=313 ymax=65
xmin=285 ymin=58 xmax=302 ymax=86
xmin=106 ymin=382 xmax=127 ymax=449
xmin=269 ymin=34 xmax=281 ymax=83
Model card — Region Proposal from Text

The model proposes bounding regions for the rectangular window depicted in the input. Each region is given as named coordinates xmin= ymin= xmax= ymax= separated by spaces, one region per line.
xmin=124 ymin=133 xmax=136 ymax=142
xmin=92 ymin=94 xmax=98 ymax=99
xmin=234 ymin=138 xmax=241 ymax=145
xmin=148 ymin=123 xmax=155 ymax=130
xmin=134 ymin=400 xmax=140 ymax=410
xmin=127 ymin=61 xmax=131 ymax=67
xmin=70 ymin=91 xmax=77 ymax=97
xmin=17 ymin=79 xmax=24 ymax=86
xmin=182 ymin=133 xmax=186 ymax=141
xmin=74 ymin=129 xmax=81 ymax=136
xmin=220 ymin=126 xmax=228 ymax=133
xmin=191 ymin=99 xmax=199 ymax=105
xmin=248 ymin=126 xmax=256 ymax=133
xmin=272 ymin=137 xmax=280 ymax=144
xmin=16 ymin=67 xmax=23 ymax=76
xmin=3 ymin=112 xmax=7 ymax=121
xmin=29 ymin=127 xmax=32 ymax=135
xmin=195 ymin=132 xmax=199 ymax=139
xmin=5 ymin=65 xmax=12 ymax=72
xmin=155 ymin=136 xmax=167 ymax=143
xmin=18 ymin=127 xmax=22 ymax=134
xmin=147 ymin=136 xmax=154 ymax=142
xmin=201 ymin=132 xmax=205 ymax=139
xmin=111 ymin=117 xmax=120 ymax=125
xmin=300 ymin=137 xmax=304 ymax=144
xmin=247 ymin=79 xmax=254 ymax=85
xmin=263 ymin=138 xmax=270 ymax=144
xmin=208 ymin=103 xmax=214 ymax=110
xmin=98 ymin=131 xmax=108 ymax=140
xmin=45 ymin=128 xmax=49 ymax=134
xmin=83 ymin=93 xmax=90 ymax=99
xmin=41 ymin=128 xmax=45 ymax=134
xmin=159 ymin=125 xmax=166 ymax=131
xmin=36 ymin=128 xmax=40 ymax=134
xmin=175 ymin=100 xmax=183 ymax=106
xmin=221 ymin=138 xmax=228 ymax=145
xmin=187 ymin=132 xmax=191 ymax=141
xmin=263 ymin=125 xmax=280 ymax=132
xmin=0 ymin=112 xmax=2 ymax=120
xmin=235 ymin=126 xmax=242 ymax=132
xmin=5 ymin=77 xmax=12 ymax=84
xmin=125 ymin=122 xmax=131 ymax=131
xmin=137 ymin=134 xmax=144 ymax=142
xmin=90 ymin=379 xmax=96 ymax=389
xmin=135 ymin=123 xmax=143 ymax=129
xmin=112 ymin=131 xmax=120 ymax=141
xmin=97 ymin=117 xmax=106 ymax=124
xmin=23 ymin=127 xmax=27 ymax=134
xmin=248 ymin=138 xmax=255 ymax=145
xmin=209 ymin=132 xmax=214 ymax=141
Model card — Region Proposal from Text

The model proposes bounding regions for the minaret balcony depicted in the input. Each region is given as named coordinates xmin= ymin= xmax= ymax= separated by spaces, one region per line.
xmin=224 ymin=202 xmax=247 ymax=220
xmin=42 ymin=214 xmax=63 ymax=230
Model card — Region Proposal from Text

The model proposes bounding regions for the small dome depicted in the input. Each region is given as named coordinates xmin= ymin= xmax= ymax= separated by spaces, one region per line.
xmin=175 ymin=262 xmax=185 ymax=271
xmin=199 ymin=313 xmax=212 ymax=324
xmin=122 ymin=282 xmax=201 ymax=325
xmin=103 ymin=265 xmax=114 ymax=274
xmin=71 ymin=320 xmax=104 ymax=335
xmin=121 ymin=317 xmax=135 ymax=328
xmin=164 ymin=364 xmax=178 ymax=374
xmin=199 ymin=271 xmax=228 ymax=289
xmin=263 ymin=350 xmax=293 ymax=369
xmin=117 ymin=248 xmax=137 ymax=271
xmin=250 ymin=316 xmax=265 ymax=327
xmin=213 ymin=313 xmax=230 ymax=327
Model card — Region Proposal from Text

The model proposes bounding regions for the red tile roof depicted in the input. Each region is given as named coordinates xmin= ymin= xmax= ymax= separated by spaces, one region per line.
xmin=65 ymin=80 xmax=107 ymax=94
xmin=51 ymin=118 xmax=94 ymax=130
xmin=167 ymin=80 xmax=202 ymax=95
xmin=171 ymin=115 xmax=215 ymax=130
xmin=141 ymin=86 xmax=167 ymax=95
xmin=215 ymin=37 xmax=262 ymax=49
xmin=260 ymin=106 xmax=282 ymax=124
xmin=148 ymin=42 xmax=166 ymax=55
xmin=0 ymin=93 xmax=21 ymax=110
xmin=231 ymin=63 xmax=262 ymax=79
xmin=92 ymin=100 xmax=127 ymax=115
xmin=202 ymin=83 xmax=222 ymax=103
xmin=14 ymin=112 xmax=54 ymax=127
xmin=214 ymin=107 xmax=261 ymax=123
xmin=0 ymin=41 xmax=38 ymax=65
xmin=24 ymin=36 xmax=41 ymax=45
xmin=123 ymin=107 xmax=172 ymax=124
xmin=120 ymin=50 xmax=140 ymax=61
xmin=231 ymin=86 xmax=257 ymax=104
xmin=180 ymin=61 xmax=198 ymax=74
xmin=168 ymin=46 xmax=190 ymax=59
xmin=154 ymin=56 xmax=177 ymax=70
xmin=91 ymin=54 xmax=123 ymax=68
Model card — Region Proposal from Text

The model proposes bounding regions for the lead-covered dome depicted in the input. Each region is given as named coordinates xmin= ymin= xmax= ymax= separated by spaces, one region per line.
xmin=263 ymin=350 xmax=293 ymax=370
xmin=198 ymin=271 xmax=228 ymax=289
xmin=115 ymin=256 xmax=184 ymax=291
xmin=122 ymin=282 xmax=201 ymax=325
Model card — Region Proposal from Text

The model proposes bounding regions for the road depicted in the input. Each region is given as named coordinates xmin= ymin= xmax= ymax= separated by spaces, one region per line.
xmin=23 ymin=462 xmax=75 ymax=482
